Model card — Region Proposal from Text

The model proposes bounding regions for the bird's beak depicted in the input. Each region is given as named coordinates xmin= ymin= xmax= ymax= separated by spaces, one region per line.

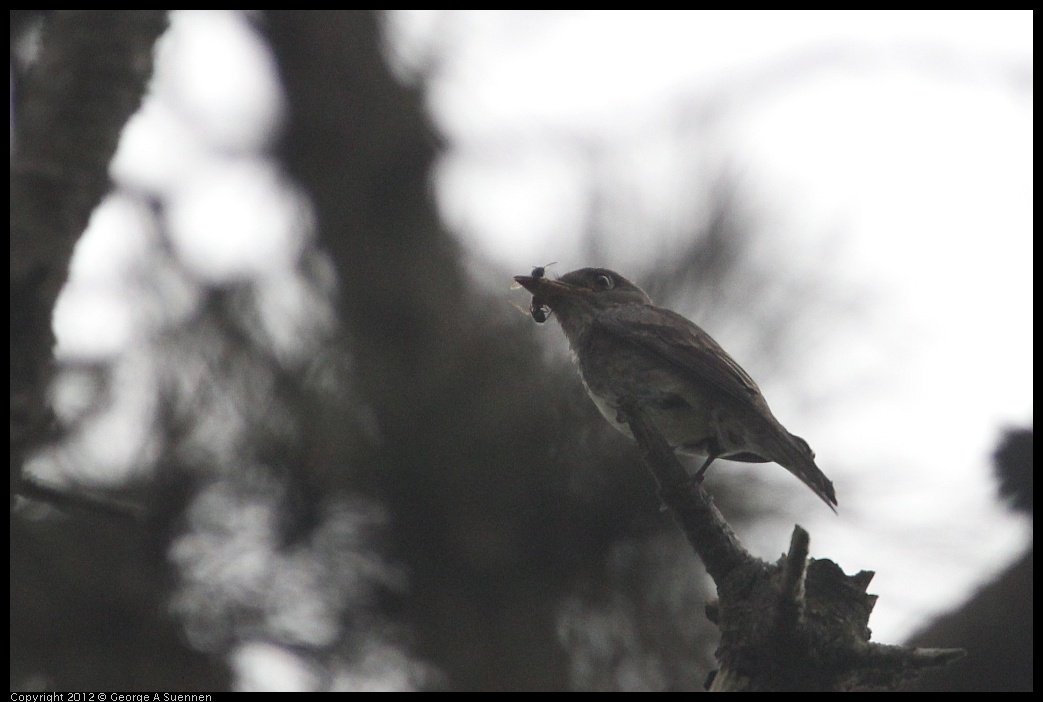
xmin=513 ymin=275 xmax=576 ymax=302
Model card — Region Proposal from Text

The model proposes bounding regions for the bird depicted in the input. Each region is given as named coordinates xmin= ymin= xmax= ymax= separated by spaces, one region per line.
xmin=514 ymin=266 xmax=837 ymax=511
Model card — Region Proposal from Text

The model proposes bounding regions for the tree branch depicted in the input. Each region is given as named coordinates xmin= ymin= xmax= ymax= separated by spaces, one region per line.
xmin=618 ymin=401 xmax=964 ymax=691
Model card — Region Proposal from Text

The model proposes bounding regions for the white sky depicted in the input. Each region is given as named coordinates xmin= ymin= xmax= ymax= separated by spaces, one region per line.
xmin=48 ymin=10 xmax=1032 ymax=671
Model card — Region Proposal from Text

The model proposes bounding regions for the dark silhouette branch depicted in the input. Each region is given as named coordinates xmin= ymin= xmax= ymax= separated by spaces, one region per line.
xmin=17 ymin=476 xmax=146 ymax=525
xmin=618 ymin=396 xmax=753 ymax=582
xmin=619 ymin=401 xmax=964 ymax=691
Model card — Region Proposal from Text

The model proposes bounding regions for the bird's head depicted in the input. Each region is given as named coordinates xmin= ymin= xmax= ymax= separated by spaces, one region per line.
xmin=514 ymin=267 xmax=651 ymax=331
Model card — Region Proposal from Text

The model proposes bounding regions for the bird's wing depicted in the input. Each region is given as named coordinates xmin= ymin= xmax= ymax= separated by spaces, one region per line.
xmin=593 ymin=303 xmax=766 ymax=411
xmin=595 ymin=302 xmax=838 ymax=510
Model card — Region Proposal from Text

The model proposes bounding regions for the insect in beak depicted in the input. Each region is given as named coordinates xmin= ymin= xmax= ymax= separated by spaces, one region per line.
xmin=511 ymin=263 xmax=556 ymax=322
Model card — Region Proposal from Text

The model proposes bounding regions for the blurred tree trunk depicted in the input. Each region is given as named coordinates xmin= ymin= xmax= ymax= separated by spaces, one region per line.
xmin=11 ymin=10 xmax=166 ymax=501
xmin=10 ymin=11 xmax=230 ymax=691
xmin=264 ymin=12 xmax=571 ymax=688
xmin=264 ymin=12 xmax=718 ymax=689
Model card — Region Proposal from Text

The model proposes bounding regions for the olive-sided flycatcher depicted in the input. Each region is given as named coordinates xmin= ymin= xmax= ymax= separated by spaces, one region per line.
xmin=515 ymin=267 xmax=837 ymax=511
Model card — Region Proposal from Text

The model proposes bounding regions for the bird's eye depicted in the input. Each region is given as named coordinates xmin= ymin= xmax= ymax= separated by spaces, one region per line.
xmin=593 ymin=274 xmax=614 ymax=291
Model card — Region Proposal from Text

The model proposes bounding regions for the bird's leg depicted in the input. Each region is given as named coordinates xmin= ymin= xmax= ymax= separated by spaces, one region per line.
xmin=692 ymin=454 xmax=717 ymax=481
xmin=691 ymin=437 xmax=724 ymax=483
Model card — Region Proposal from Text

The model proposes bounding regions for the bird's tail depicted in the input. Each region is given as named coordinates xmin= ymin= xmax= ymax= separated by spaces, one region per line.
xmin=777 ymin=432 xmax=838 ymax=513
